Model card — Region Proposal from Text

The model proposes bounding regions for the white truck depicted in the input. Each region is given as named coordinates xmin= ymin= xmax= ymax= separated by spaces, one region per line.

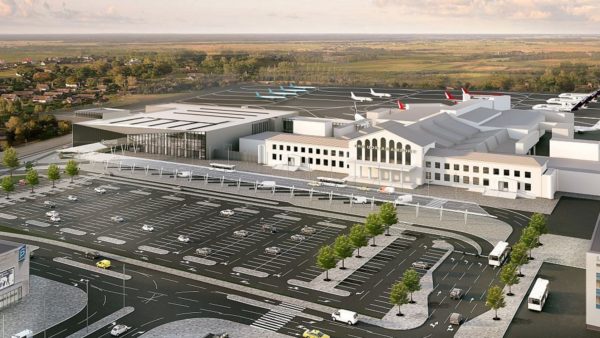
xmin=394 ymin=194 xmax=413 ymax=205
xmin=258 ymin=181 xmax=276 ymax=189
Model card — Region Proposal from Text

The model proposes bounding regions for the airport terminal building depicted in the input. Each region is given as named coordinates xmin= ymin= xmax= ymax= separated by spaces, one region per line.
xmin=73 ymin=91 xmax=600 ymax=200
xmin=0 ymin=240 xmax=30 ymax=310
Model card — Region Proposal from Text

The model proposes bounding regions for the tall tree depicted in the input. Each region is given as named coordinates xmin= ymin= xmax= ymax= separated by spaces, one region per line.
xmin=379 ymin=202 xmax=398 ymax=236
xmin=402 ymin=268 xmax=421 ymax=304
xmin=333 ymin=235 xmax=354 ymax=270
xmin=389 ymin=281 xmax=409 ymax=316
xmin=510 ymin=242 xmax=529 ymax=277
xmin=349 ymin=224 xmax=368 ymax=258
xmin=1 ymin=176 xmax=14 ymax=199
xmin=25 ymin=168 xmax=39 ymax=193
xmin=365 ymin=213 xmax=384 ymax=246
xmin=486 ymin=285 xmax=506 ymax=320
xmin=65 ymin=159 xmax=79 ymax=183
xmin=500 ymin=262 xmax=519 ymax=296
xmin=520 ymin=226 xmax=539 ymax=260
xmin=47 ymin=163 xmax=60 ymax=188
xmin=2 ymin=147 xmax=20 ymax=178
xmin=528 ymin=213 xmax=548 ymax=246
xmin=316 ymin=245 xmax=337 ymax=282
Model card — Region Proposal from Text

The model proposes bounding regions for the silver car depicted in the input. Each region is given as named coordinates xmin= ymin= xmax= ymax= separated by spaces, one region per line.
xmin=233 ymin=230 xmax=249 ymax=238
xmin=111 ymin=216 xmax=125 ymax=222
xmin=411 ymin=261 xmax=432 ymax=270
xmin=195 ymin=247 xmax=212 ymax=257
xmin=300 ymin=226 xmax=316 ymax=235
xmin=264 ymin=246 xmax=281 ymax=255
xmin=290 ymin=234 xmax=306 ymax=242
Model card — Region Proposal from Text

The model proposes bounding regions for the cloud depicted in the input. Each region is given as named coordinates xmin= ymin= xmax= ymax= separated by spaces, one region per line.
xmin=0 ymin=0 xmax=16 ymax=17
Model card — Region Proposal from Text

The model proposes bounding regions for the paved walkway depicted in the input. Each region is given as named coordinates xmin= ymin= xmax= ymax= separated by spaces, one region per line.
xmin=66 ymin=307 xmax=134 ymax=338
xmin=0 ymin=275 xmax=86 ymax=337
xmin=455 ymin=233 xmax=589 ymax=338
xmin=141 ymin=318 xmax=291 ymax=338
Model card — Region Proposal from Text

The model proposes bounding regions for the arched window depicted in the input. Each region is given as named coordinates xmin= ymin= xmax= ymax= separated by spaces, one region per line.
xmin=372 ymin=138 xmax=378 ymax=162
xmin=396 ymin=142 xmax=403 ymax=164
xmin=380 ymin=137 xmax=386 ymax=163
xmin=356 ymin=140 xmax=362 ymax=160
xmin=389 ymin=140 xmax=395 ymax=164
xmin=405 ymin=144 xmax=412 ymax=165
xmin=364 ymin=139 xmax=370 ymax=161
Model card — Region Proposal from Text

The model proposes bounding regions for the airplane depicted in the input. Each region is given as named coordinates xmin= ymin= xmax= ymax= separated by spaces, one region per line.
xmin=279 ymin=86 xmax=307 ymax=93
xmin=352 ymin=102 xmax=366 ymax=121
xmin=370 ymin=88 xmax=391 ymax=98
xmin=559 ymin=92 xmax=590 ymax=100
xmin=289 ymin=83 xmax=316 ymax=90
xmin=268 ymin=88 xmax=297 ymax=96
xmin=255 ymin=92 xmax=286 ymax=100
xmin=461 ymin=88 xmax=495 ymax=99
xmin=532 ymin=104 xmax=572 ymax=112
xmin=574 ymin=120 xmax=600 ymax=133
xmin=546 ymin=97 xmax=579 ymax=105
xmin=397 ymin=100 xmax=407 ymax=110
xmin=351 ymin=92 xmax=373 ymax=102
xmin=445 ymin=91 xmax=461 ymax=102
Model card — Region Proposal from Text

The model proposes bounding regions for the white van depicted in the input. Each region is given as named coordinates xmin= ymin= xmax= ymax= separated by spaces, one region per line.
xmin=351 ymin=196 xmax=368 ymax=204
xmin=176 ymin=171 xmax=191 ymax=178
xmin=395 ymin=194 xmax=413 ymax=205
xmin=11 ymin=330 xmax=33 ymax=338
xmin=258 ymin=181 xmax=276 ymax=188
xmin=332 ymin=309 xmax=358 ymax=325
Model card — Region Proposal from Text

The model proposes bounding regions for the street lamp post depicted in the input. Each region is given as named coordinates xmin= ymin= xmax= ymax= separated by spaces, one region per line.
xmin=80 ymin=278 xmax=89 ymax=333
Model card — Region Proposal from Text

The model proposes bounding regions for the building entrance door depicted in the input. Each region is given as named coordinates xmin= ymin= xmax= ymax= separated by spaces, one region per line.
xmin=498 ymin=181 xmax=509 ymax=191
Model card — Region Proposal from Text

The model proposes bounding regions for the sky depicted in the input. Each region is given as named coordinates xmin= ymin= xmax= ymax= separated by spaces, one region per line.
xmin=1 ymin=0 xmax=599 ymax=35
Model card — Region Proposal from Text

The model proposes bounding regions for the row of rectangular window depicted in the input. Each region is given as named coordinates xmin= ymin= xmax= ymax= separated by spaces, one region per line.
xmin=272 ymin=144 xmax=348 ymax=157
xmin=272 ymin=153 xmax=345 ymax=168
xmin=425 ymin=172 xmax=532 ymax=191
xmin=425 ymin=161 xmax=531 ymax=178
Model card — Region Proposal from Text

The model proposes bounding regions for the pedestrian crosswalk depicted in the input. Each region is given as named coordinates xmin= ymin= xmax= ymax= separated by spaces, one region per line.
xmin=425 ymin=199 xmax=446 ymax=209
xmin=250 ymin=302 xmax=304 ymax=332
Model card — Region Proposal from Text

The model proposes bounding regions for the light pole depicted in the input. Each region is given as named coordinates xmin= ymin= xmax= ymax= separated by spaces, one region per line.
xmin=226 ymin=144 xmax=232 ymax=165
xmin=80 ymin=278 xmax=89 ymax=333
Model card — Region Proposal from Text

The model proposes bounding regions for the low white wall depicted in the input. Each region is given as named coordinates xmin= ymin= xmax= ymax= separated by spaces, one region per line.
xmin=557 ymin=169 xmax=600 ymax=195
xmin=550 ymin=138 xmax=600 ymax=161
xmin=515 ymin=130 xmax=540 ymax=155
xmin=293 ymin=120 xmax=332 ymax=137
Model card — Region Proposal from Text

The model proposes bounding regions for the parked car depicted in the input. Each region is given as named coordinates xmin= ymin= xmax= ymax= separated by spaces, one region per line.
xmin=220 ymin=209 xmax=235 ymax=216
xmin=233 ymin=230 xmax=249 ymax=238
xmin=142 ymin=224 xmax=154 ymax=232
xmin=110 ymin=324 xmax=129 ymax=336
xmin=450 ymin=288 xmax=464 ymax=300
xmin=303 ymin=329 xmax=330 ymax=338
xmin=195 ymin=247 xmax=212 ymax=257
xmin=49 ymin=215 xmax=61 ymax=222
xmin=307 ymin=181 xmax=321 ymax=187
xmin=84 ymin=251 xmax=100 ymax=260
xmin=10 ymin=329 xmax=33 ymax=338
xmin=45 ymin=210 xmax=59 ymax=217
xmin=111 ymin=216 xmax=125 ymax=222
xmin=94 ymin=187 xmax=107 ymax=194
xmin=331 ymin=309 xmax=358 ymax=325
xmin=43 ymin=200 xmax=56 ymax=208
xmin=96 ymin=259 xmax=111 ymax=269
xmin=351 ymin=196 xmax=367 ymax=204
xmin=449 ymin=312 xmax=464 ymax=325
xmin=300 ymin=226 xmax=316 ymax=235
xmin=264 ymin=246 xmax=281 ymax=255
xmin=177 ymin=235 xmax=190 ymax=243
xmin=411 ymin=261 xmax=432 ymax=270
xmin=67 ymin=195 xmax=78 ymax=201
xmin=291 ymin=234 xmax=306 ymax=242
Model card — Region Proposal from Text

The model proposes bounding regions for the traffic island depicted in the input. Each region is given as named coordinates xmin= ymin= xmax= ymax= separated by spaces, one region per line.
xmin=141 ymin=318 xmax=291 ymax=338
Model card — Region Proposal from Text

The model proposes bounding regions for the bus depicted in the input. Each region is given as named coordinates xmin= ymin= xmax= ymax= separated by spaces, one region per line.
xmin=316 ymin=177 xmax=347 ymax=188
xmin=488 ymin=241 xmax=510 ymax=267
xmin=528 ymin=278 xmax=549 ymax=311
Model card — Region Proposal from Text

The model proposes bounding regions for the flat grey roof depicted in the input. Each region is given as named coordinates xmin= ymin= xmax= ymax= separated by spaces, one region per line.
xmin=548 ymin=157 xmax=600 ymax=175
xmin=369 ymin=104 xmax=449 ymax=123
xmin=589 ymin=214 xmax=600 ymax=253
xmin=482 ymin=109 xmax=545 ymax=128
xmin=458 ymin=107 xmax=500 ymax=124
xmin=239 ymin=131 xmax=281 ymax=141
xmin=0 ymin=239 xmax=21 ymax=254
xmin=426 ymin=148 xmax=548 ymax=167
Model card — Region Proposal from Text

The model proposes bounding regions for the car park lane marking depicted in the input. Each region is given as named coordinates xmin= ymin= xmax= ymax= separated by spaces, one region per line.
xmin=233 ymin=266 xmax=270 ymax=278
xmin=60 ymin=228 xmax=87 ymax=236
xmin=97 ymin=236 xmax=126 ymax=245
xmin=0 ymin=213 xmax=17 ymax=219
xmin=26 ymin=220 xmax=52 ymax=227
xmin=130 ymin=190 xmax=152 ymax=195
xmin=182 ymin=255 xmax=216 ymax=266
xmin=138 ymin=245 xmax=169 ymax=255
xmin=162 ymin=195 xmax=185 ymax=201
xmin=196 ymin=201 xmax=221 ymax=208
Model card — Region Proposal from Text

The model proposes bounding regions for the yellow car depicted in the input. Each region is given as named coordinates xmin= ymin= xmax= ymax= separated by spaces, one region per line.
xmin=96 ymin=259 xmax=111 ymax=269
xmin=303 ymin=329 xmax=330 ymax=338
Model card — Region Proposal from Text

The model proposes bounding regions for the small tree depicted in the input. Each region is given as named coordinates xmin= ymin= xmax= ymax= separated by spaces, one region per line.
xmin=2 ymin=147 xmax=20 ymax=178
xmin=349 ymin=224 xmax=368 ymax=258
xmin=379 ymin=202 xmax=398 ymax=236
xmin=529 ymin=213 xmax=548 ymax=246
xmin=47 ymin=163 xmax=60 ymax=188
xmin=25 ymin=169 xmax=39 ymax=193
xmin=486 ymin=285 xmax=506 ymax=320
xmin=500 ymin=262 xmax=519 ymax=296
xmin=365 ymin=213 xmax=384 ymax=246
xmin=520 ymin=226 xmax=539 ymax=260
xmin=389 ymin=281 xmax=409 ymax=316
xmin=316 ymin=245 xmax=337 ymax=282
xmin=1 ymin=176 xmax=14 ymax=199
xmin=402 ymin=268 xmax=421 ymax=304
xmin=65 ymin=159 xmax=79 ymax=183
xmin=333 ymin=235 xmax=354 ymax=270
xmin=510 ymin=242 xmax=529 ymax=277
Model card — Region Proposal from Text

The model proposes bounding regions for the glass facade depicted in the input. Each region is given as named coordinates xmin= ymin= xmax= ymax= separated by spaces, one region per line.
xmin=128 ymin=132 xmax=206 ymax=159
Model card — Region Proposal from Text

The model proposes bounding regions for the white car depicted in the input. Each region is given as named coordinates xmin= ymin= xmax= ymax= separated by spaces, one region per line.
xmin=307 ymin=181 xmax=321 ymax=187
xmin=300 ymin=226 xmax=316 ymax=235
xmin=233 ymin=230 xmax=249 ymax=238
xmin=264 ymin=246 xmax=281 ymax=255
xmin=45 ymin=210 xmax=60 ymax=217
xmin=43 ymin=200 xmax=56 ymax=208
xmin=94 ymin=187 xmax=107 ymax=194
xmin=195 ymin=247 xmax=212 ymax=256
xmin=50 ymin=215 xmax=61 ymax=222
xmin=290 ymin=234 xmax=306 ymax=242
xmin=110 ymin=324 xmax=129 ymax=337
xmin=67 ymin=195 xmax=78 ymax=201
xmin=142 ymin=224 xmax=154 ymax=232
xmin=111 ymin=216 xmax=125 ymax=223
xmin=177 ymin=235 xmax=190 ymax=243
xmin=220 ymin=209 xmax=235 ymax=216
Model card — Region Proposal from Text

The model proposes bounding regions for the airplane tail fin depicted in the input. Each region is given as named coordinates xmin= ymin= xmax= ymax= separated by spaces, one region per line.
xmin=461 ymin=88 xmax=470 ymax=95
xmin=256 ymin=92 xmax=261 ymax=97
xmin=370 ymin=88 xmax=375 ymax=94
xmin=445 ymin=91 xmax=456 ymax=100
xmin=280 ymin=86 xmax=285 ymax=90
xmin=354 ymin=113 xmax=365 ymax=121
xmin=397 ymin=100 xmax=406 ymax=110
xmin=595 ymin=120 xmax=600 ymax=129
xmin=351 ymin=92 xmax=355 ymax=97
xmin=268 ymin=88 xmax=273 ymax=94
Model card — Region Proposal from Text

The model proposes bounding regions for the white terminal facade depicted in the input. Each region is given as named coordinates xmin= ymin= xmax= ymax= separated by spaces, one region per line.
xmin=75 ymin=91 xmax=600 ymax=200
